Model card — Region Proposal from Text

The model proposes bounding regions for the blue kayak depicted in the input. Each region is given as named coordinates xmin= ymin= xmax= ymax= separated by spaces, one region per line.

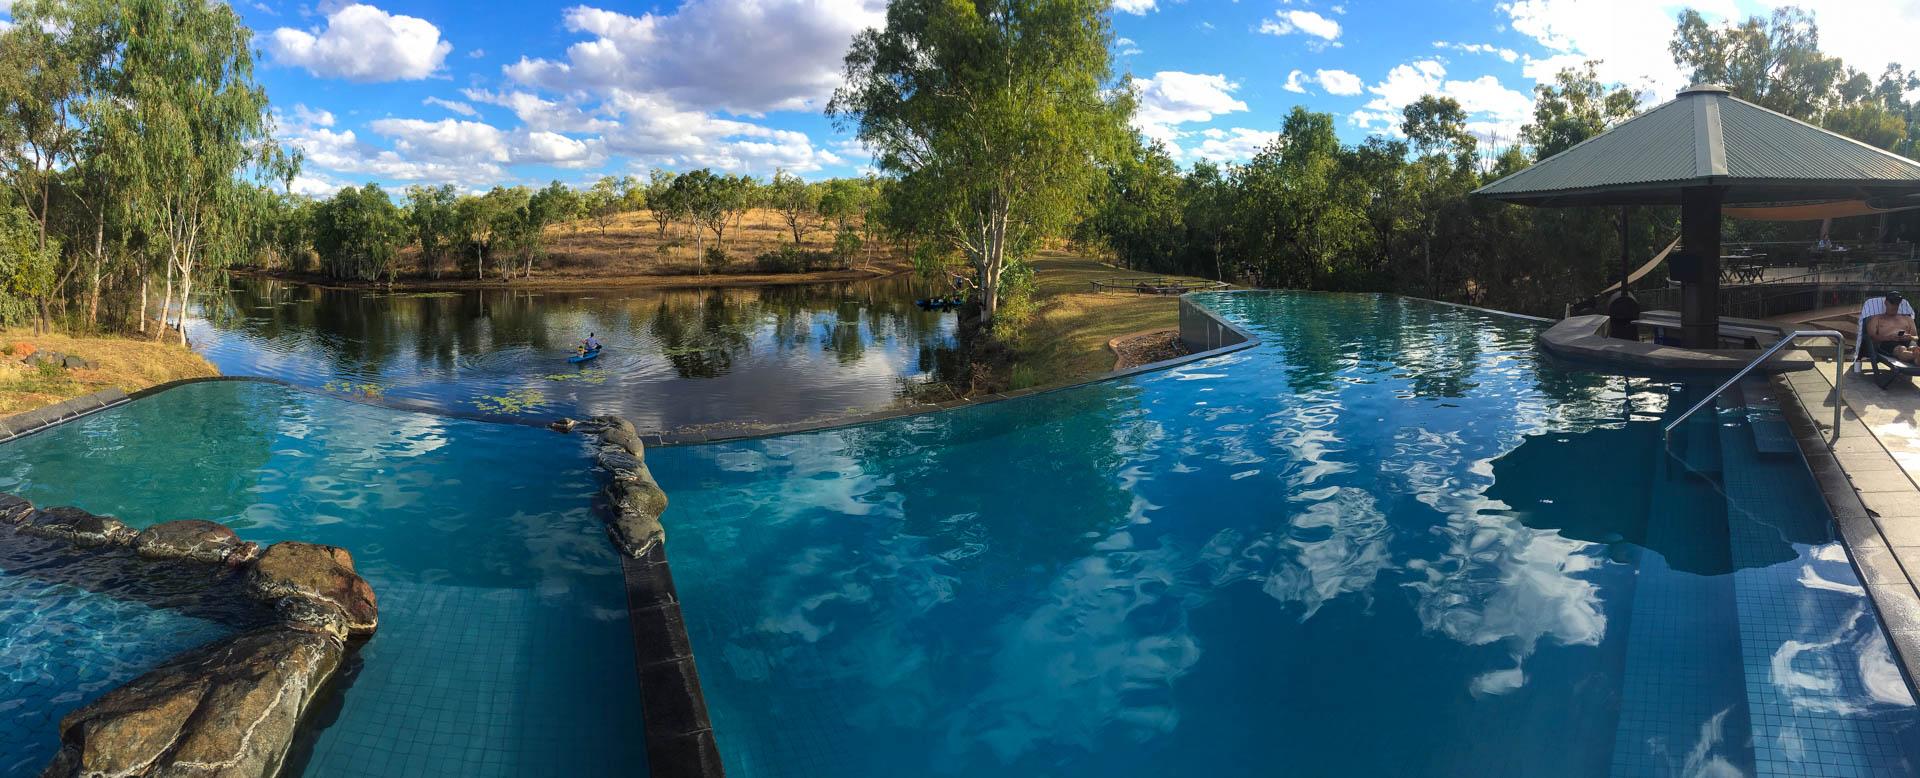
xmin=569 ymin=347 xmax=602 ymax=363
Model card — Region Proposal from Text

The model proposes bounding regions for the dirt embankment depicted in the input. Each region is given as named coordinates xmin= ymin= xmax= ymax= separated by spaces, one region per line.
xmin=0 ymin=329 xmax=219 ymax=416
xmin=251 ymin=207 xmax=915 ymax=291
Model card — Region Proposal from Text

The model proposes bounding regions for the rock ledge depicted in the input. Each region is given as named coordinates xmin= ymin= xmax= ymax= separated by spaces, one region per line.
xmin=0 ymin=493 xmax=379 ymax=778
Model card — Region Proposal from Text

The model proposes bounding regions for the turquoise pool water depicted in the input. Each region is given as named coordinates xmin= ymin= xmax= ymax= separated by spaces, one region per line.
xmin=648 ymin=291 xmax=1920 ymax=777
xmin=0 ymin=382 xmax=644 ymax=777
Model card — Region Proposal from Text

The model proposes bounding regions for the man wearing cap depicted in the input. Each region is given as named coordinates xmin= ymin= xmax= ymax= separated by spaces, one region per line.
xmin=1866 ymin=291 xmax=1920 ymax=363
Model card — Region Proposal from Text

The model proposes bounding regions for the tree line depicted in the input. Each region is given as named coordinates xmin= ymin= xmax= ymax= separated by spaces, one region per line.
xmin=0 ymin=0 xmax=291 ymax=340
xmin=256 ymin=170 xmax=897 ymax=282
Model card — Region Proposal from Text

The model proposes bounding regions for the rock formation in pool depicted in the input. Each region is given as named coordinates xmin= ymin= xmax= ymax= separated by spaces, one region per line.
xmin=0 ymin=493 xmax=380 ymax=777
xmin=558 ymin=415 xmax=670 ymax=557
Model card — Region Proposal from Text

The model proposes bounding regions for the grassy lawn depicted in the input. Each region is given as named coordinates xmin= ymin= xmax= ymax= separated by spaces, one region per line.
xmin=1008 ymin=250 xmax=1219 ymax=387
xmin=0 ymin=329 xmax=219 ymax=416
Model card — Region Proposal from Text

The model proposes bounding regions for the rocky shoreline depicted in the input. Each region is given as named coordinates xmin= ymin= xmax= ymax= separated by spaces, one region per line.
xmin=0 ymin=494 xmax=378 ymax=778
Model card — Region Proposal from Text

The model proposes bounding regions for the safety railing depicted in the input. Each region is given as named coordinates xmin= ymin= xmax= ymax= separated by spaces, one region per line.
xmin=1662 ymin=330 xmax=1844 ymax=449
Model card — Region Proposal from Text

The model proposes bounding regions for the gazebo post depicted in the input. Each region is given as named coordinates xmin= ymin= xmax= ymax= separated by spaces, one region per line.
xmin=1681 ymin=186 xmax=1723 ymax=349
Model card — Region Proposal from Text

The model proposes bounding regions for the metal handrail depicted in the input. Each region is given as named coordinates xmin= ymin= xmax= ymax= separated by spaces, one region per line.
xmin=1662 ymin=330 xmax=1844 ymax=448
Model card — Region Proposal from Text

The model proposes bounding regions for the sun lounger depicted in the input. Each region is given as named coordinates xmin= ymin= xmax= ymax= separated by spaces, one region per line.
xmin=1855 ymin=295 xmax=1920 ymax=388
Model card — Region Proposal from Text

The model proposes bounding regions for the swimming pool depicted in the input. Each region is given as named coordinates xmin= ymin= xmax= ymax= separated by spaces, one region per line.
xmin=0 ymin=382 xmax=645 ymax=777
xmin=647 ymin=291 xmax=1920 ymax=777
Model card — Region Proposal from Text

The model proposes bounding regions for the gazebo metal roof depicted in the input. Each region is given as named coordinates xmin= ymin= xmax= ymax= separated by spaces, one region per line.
xmin=1474 ymin=85 xmax=1920 ymax=207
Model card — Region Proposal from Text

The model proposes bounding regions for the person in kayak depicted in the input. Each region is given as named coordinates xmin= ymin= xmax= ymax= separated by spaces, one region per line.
xmin=580 ymin=333 xmax=601 ymax=353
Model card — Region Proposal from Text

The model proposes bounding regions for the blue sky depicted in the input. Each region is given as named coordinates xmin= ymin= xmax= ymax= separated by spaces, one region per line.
xmin=15 ymin=0 xmax=1912 ymax=195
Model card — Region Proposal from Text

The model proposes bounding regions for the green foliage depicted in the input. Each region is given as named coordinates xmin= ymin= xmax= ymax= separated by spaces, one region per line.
xmin=1671 ymin=7 xmax=1844 ymax=121
xmin=311 ymin=184 xmax=406 ymax=282
xmin=0 ymin=205 xmax=55 ymax=327
xmin=755 ymin=243 xmax=847 ymax=273
xmin=832 ymin=229 xmax=863 ymax=262
xmin=705 ymin=245 xmax=730 ymax=271
xmin=404 ymin=184 xmax=459 ymax=279
xmin=830 ymin=0 xmax=1134 ymax=325
xmin=1521 ymin=62 xmax=1642 ymax=158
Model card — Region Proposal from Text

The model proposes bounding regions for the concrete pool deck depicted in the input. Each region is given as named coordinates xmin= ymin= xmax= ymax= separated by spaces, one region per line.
xmin=1777 ymin=360 xmax=1920 ymax=688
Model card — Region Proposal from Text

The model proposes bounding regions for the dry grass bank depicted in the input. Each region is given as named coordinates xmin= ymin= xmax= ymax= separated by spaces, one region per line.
xmin=1006 ymin=251 xmax=1219 ymax=387
xmin=0 ymin=330 xmax=218 ymax=416
xmin=543 ymin=207 xmax=907 ymax=275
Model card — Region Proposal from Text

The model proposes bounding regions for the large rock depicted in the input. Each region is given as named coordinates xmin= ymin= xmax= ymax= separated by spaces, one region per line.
xmin=605 ymin=467 xmax=668 ymax=557
xmin=18 ymin=506 xmax=135 ymax=548
xmin=60 ymin=354 xmax=94 ymax=370
xmin=601 ymin=426 xmax=645 ymax=459
xmin=0 ymin=493 xmax=33 ymax=524
xmin=134 ymin=520 xmax=246 ymax=564
xmin=245 ymin=541 xmax=378 ymax=636
xmin=591 ymin=415 xmax=637 ymax=437
xmin=43 ymin=624 xmax=343 ymax=778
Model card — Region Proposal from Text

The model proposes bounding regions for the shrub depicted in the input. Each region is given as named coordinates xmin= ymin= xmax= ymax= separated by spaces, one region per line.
xmin=832 ymin=229 xmax=862 ymax=263
xmin=704 ymin=246 xmax=730 ymax=272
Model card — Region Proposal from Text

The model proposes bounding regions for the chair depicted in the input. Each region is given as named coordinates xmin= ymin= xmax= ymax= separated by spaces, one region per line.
xmin=1855 ymin=295 xmax=1920 ymax=388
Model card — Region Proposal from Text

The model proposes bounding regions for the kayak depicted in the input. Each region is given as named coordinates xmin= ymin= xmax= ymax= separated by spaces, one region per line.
xmin=569 ymin=347 xmax=602 ymax=363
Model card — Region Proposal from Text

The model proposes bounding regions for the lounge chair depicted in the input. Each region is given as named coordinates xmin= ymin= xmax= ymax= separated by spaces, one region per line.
xmin=1855 ymin=295 xmax=1920 ymax=388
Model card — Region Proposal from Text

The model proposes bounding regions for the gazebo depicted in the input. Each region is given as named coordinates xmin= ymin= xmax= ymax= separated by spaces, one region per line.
xmin=1475 ymin=84 xmax=1920 ymax=349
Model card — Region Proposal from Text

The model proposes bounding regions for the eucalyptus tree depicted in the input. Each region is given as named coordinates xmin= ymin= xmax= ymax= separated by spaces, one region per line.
xmin=767 ymin=169 xmax=818 ymax=244
xmin=1671 ymin=7 xmax=1843 ymax=121
xmin=105 ymin=0 xmax=288 ymax=342
xmin=830 ymin=0 xmax=1134 ymax=325
xmin=405 ymin=184 xmax=460 ymax=279
xmin=643 ymin=169 xmax=678 ymax=238
xmin=1521 ymin=63 xmax=1641 ymax=159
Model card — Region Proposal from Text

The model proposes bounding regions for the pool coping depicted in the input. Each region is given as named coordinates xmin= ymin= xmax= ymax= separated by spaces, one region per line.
xmin=1773 ymin=367 xmax=1920 ymax=699
xmin=0 ymin=387 xmax=132 ymax=444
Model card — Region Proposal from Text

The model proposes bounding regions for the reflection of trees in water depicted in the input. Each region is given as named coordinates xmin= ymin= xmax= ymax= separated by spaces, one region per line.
xmin=647 ymin=291 xmax=757 ymax=378
xmin=210 ymin=275 xmax=957 ymax=385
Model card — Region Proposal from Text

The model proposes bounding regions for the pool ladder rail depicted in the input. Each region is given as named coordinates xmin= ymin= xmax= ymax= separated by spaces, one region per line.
xmin=1663 ymin=330 xmax=1844 ymax=451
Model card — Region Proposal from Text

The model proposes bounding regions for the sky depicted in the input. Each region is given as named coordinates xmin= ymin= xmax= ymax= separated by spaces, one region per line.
xmin=8 ymin=0 xmax=1918 ymax=195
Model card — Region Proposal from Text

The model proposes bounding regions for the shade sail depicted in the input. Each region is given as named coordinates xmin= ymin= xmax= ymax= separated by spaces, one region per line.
xmin=1474 ymin=85 xmax=1920 ymax=207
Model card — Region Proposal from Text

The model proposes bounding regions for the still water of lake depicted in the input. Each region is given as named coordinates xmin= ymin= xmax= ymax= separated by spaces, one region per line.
xmin=186 ymin=275 xmax=962 ymax=431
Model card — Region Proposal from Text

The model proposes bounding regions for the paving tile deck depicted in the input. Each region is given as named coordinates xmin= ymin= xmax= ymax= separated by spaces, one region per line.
xmin=1777 ymin=360 xmax=1920 ymax=691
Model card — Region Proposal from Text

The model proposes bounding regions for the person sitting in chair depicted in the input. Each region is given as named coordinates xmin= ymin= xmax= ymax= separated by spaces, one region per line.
xmin=1866 ymin=292 xmax=1920 ymax=363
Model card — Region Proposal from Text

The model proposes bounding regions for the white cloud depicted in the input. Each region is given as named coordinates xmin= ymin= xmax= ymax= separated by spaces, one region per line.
xmin=1316 ymin=69 xmax=1364 ymax=95
xmin=1115 ymin=36 xmax=1141 ymax=56
xmin=1259 ymin=9 xmax=1341 ymax=40
xmin=1280 ymin=68 xmax=1364 ymax=96
xmin=422 ymin=97 xmax=476 ymax=117
xmin=1357 ymin=59 xmax=1534 ymax=139
xmin=1192 ymin=127 xmax=1277 ymax=160
xmin=461 ymin=88 xmax=617 ymax=134
xmin=1503 ymin=0 xmax=1741 ymax=97
xmin=369 ymin=118 xmax=510 ymax=165
xmin=467 ymin=48 xmax=485 ymax=58
xmin=1433 ymin=41 xmax=1520 ymax=62
xmin=506 ymin=1 xmax=886 ymax=116
xmin=515 ymin=131 xmax=600 ymax=168
xmin=265 ymin=3 xmax=452 ymax=82
xmin=1113 ymin=0 xmax=1156 ymax=15
xmin=288 ymin=174 xmax=345 ymax=197
xmin=1131 ymin=72 xmax=1249 ymax=149
xmin=285 ymin=103 xmax=335 ymax=128
xmin=1760 ymin=0 xmax=1920 ymax=79
xmin=597 ymin=90 xmax=839 ymax=173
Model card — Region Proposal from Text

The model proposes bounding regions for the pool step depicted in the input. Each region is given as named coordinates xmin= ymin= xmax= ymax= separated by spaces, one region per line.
xmin=1734 ymin=380 xmax=1797 ymax=457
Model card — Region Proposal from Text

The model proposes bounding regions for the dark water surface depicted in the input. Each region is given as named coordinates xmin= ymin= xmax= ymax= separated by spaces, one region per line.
xmin=186 ymin=275 xmax=961 ymax=431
